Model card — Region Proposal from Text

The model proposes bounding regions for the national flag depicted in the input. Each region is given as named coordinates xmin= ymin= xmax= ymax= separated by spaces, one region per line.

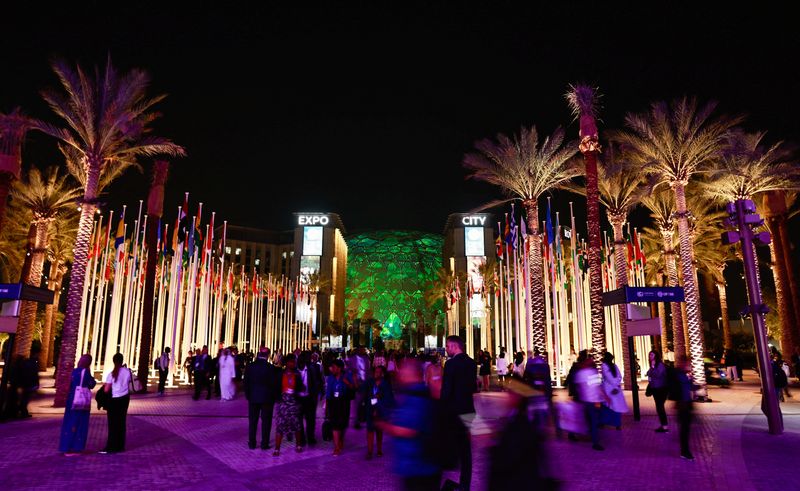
xmin=545 ymin=200 xmax=555 ymax=246
xmin=509 ymin=205 xmax=518 ymax=250
xmin=495 ymin=223 xmax=503 ymax=259
xmin=493 ymin=270 xmax=500 ymax=297
xmin=114 ymin=219 xmax=125 ymax=250
xmin=633 ymin=228 xmax=646 ymax=268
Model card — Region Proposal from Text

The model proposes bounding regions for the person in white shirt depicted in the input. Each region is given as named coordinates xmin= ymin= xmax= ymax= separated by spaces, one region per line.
xmin=495 ymin=351 xmax=509 ymax=390
xmin=219 ymin=349 xmax=236 ymax=401
xmin=101 ymin=353 xmax=131 ymax=454
xmin=575 ymin=356 xmax=604 ymax=451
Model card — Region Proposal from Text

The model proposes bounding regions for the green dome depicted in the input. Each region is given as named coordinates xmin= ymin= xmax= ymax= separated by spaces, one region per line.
xmin=346 ymin=230 xmax=444 ymax=339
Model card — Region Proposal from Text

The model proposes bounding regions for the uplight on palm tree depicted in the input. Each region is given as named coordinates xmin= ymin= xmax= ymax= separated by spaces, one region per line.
xmin=464 ymin=126 xmax=578 ymax=354
xmin=615 ymin=97 xmax=742 ymax=394
xmin=36 ymin=58 xmax=185 ymax=406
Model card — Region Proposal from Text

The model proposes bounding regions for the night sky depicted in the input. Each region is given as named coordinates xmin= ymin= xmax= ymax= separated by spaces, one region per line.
xmin=5 ymin=3 xmax=798 ymax=244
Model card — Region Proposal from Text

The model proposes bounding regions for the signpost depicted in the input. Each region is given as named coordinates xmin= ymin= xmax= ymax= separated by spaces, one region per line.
xmin=602 ymin=286 xmax=685 ymax=421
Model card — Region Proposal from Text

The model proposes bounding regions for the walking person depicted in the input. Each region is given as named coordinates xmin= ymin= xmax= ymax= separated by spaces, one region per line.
xmin=100 ymin=353 xmax=131 ymax=454
xmin=219 ymin=348 xmax=236 ymax=401
xmin=273 ymin=353 xmax=304 ymax=455
xmin=574 ymin=354 xmax=605 ymax=451
xmin=16 ymin=344 xmax=41 ymax=419
xmin=298 ymin=352 xmax=323 ymax=445
xmin=377 ymin=358 xmax=441 ymax=491
xmin=156 ymin=347 xmax=170 ymax=395
xmin=722 ymin=349 xmax=738 ymax=383
xmin=601 ymin=352 xmax=628 ymax=430
xmin=325 ymin=359 xmax=356 ymax=456
xmin=352 ymin=346 xmax=371 ymax=429
xmin=671 ymin=358 xmax=697 ymax=460
xmin=495 ymin=350 xmax=509 ymax=390
xmin=192 ymin=346 xmax=212 ymax=400
xmin=244 ymin=348 xmax=279 ymax=450
xmin=479 ymin=350 xmax=492 ymax=392
xmin=364 ymin=365 xmax=395 ymax=459
xmin=58 ymin=354 xmax=97 ymax=455
xmin=647 ymin=350 xmax=670 ymax=433
xmin=441 ymin=335 xmax=477 ymax=491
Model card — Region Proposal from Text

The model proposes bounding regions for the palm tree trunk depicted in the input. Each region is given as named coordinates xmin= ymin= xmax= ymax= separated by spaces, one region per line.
xmin=778 ymin=218 xmax=800 ymax=353
xmin=716 ymin=277 xmax=732 ymax=350
xmin=522 ymin=199 xmax=546 ymax=354
xmin=763 ymin=191 xmax=800 ymax=354
xmin=673 ymin=183 xmax=707 ymax=392
xmin=584 ymin=152 xmax=606 ymax=364
xmin=136 ymin=160 xmax=169 ymax=390
xmin=39 ymin=259 xmax=61 ymax=370
xmin=662 ymin=232 xmax=686 ymax=360
xmin=0 ymin=173 xmax=13 ymax=234
xmin=46 ymin=270 xmax=64 ymax=368
xmin=610 ymin=218 xmax=631 ymax=385
xmin=15 ymin=220 xmax=49 ymax=357
xmin=657 ymin=275 xmax=668 ymax=351
xmin=54 ymin=162 xmax=100 ymax=407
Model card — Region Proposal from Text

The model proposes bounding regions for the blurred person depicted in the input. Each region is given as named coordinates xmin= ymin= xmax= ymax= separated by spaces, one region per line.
xmin=352 ymin=346 xmax=372 ymax=429
xmin=58 ymin=354 xmax=97 ymax=455
xmin=574 ymin=354 xmax=604 ymax=451
xmin=489 ymin=379 xmax=558 ymax=490
xmin=479 ymin=349 xmax=492 ymax=392
xmin=100 ymin=353 xmax=131 ymax=454
xmin=156 ymin=347 xmax=171 ymax=395
xmin=601 ymin=352 xmax=627 ymax=430
xmin=773 ymin=353 xmax=789 ymax=402
xmin=377 ymin=358 xmax=441 ymax=491
xmin=326 ymin=359 xmax=356 ymax=456
xmin=219 ymin=348 xmax=236 ymax=401
xmin=374 ymin=350 xmax=386 ymax=368
xmin=273 ymin=354 xmax=304 ymax=455
xmin=513 ymin=350 xmax=525 ymax=378
xmin=524 ymin=350 xmax=553 ymax=429
xmin=16 ymin=344 xmax=41 ymax=418
xmin=364 ymin=365 xmax=395 ymax=459
xmin=184 ymin=350 xmax=195 ymax=384
xmin=722 ymin=349 xmax=738 ymax=383
xmin=441 ymin=335 xmax=477 ymax=491
xmin=671 ymin=358 xmax=698 ymax=461
xmin=792 ymin=347 xmax=800 ymax=383
xmin=647 ymin=350 xmax=670 ymax=433
xmin=495 ymin=350 xmax=509 ymax=390
xmin=192 ymin=346 xmax=212 ymax=401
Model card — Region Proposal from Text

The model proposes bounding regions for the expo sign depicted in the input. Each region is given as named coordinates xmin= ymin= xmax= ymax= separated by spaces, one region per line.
xmin=298 ymin=215 xmax=330 ymax=226
xmin=461 ymin=216 xmax=487 ymax=226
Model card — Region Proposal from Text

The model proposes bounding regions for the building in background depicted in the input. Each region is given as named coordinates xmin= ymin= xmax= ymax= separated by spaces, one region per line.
xmin=442 ymin=213 xmax=496 ymax=357
xmin=217 ymin=225 xmax=295 ymax=276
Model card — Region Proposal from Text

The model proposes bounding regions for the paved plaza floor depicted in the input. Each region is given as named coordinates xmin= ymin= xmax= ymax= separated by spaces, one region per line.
xmin=1 ymin=370 xmax=798 ymax=491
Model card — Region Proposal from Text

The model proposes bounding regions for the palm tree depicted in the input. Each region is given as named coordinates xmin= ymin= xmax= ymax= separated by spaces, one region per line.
xmin=566 ymin=84 xmax=606 ymax=363
xmin=693 ymin=240 xmax=737 ymax=350
xmin=703 ymin=131 xmax=800 ymax=355
xmin=0 ymin=200 xmax=29 ymax=283
xmin=640 ymin=190 xmax=686 ymax=359
xmin=614 ymin=97 xmax=742 ymax=394
xmin=641 ymin=227 xmax=670 ymax=350
xmin=10 ymin=166 xmax=82 ymax=357
xmin=763 ymin=191 xmax=800 ymax=355
xmin=0 ymin=109 xmax=38 ymax=234
xmin=598 ymin=146 xmax=649 ymax=378
xmin=36 ymin=58 xmax=185 ymax=406
xmin=464 ymin=126 xmax=578 ymax=354
xmin=41 ymin=214 xmax=78 ymax=369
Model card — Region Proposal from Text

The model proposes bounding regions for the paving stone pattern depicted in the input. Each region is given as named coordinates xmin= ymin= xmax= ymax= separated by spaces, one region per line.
xmin=0 ymin=370 xmax=798 ymax=491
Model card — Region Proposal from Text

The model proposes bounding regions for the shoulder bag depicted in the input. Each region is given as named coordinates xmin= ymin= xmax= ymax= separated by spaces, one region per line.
xmin=72 ymin=369 xmax=93 ymax=411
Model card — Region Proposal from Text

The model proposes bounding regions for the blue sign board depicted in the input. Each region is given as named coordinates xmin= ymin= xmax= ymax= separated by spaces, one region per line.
xmin=0 ymin=283 xmax=23 ymax=300
xmin=602 ymin=286 xmax=684 ymax=306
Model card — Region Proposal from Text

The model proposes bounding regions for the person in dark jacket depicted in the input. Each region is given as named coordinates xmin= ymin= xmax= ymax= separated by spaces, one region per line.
xmin=244 ymin=348 xmax=280 ymax=449
xmin=298 ymin=351 xmax=324 ymax=445
xmin=441 ymin=335 xmax=477 ymax=491
xmin=364 ymin=365 xmax=395 ymax=459
xmin=192 ymin=346 xmax=213 ymax=400
xmin=671 ymin=359 xmax=697 ymax=461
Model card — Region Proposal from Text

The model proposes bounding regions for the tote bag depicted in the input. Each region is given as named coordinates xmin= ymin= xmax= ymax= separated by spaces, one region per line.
xmin=72 ymin=369 xmax=92 ymax=411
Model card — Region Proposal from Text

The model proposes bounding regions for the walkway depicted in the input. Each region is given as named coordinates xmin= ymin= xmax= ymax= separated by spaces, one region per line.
xmin=0 ymin=370 xmax=798 ymax=490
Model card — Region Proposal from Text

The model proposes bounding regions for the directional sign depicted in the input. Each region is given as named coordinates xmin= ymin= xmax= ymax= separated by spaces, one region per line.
xmin=0 ymin=284 xmax=54 ymax=304
xmin=602 ymin=286 xmax=684 ymax=306
xmin=0 ymin=283 xmax=22 ymax=301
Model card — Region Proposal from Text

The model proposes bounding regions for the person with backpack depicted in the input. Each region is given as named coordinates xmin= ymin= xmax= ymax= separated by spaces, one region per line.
xmin=58 ymin=354 xmax=97 ymax=455
xmin=156 ymin=347 xmax=171 ymax=395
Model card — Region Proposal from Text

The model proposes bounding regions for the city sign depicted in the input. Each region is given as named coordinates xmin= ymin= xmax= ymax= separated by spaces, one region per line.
xmin=461 ymin=216 xmax=487 ymax=226
xmin=298 ymin=215 xmax=330 ymax=226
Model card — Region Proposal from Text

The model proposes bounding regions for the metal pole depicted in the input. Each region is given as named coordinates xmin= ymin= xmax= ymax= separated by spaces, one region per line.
xmin=628 ymin=335 xmax=640 ymax=421
xmin=734 ymin=199 xmax=783 ymax=435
